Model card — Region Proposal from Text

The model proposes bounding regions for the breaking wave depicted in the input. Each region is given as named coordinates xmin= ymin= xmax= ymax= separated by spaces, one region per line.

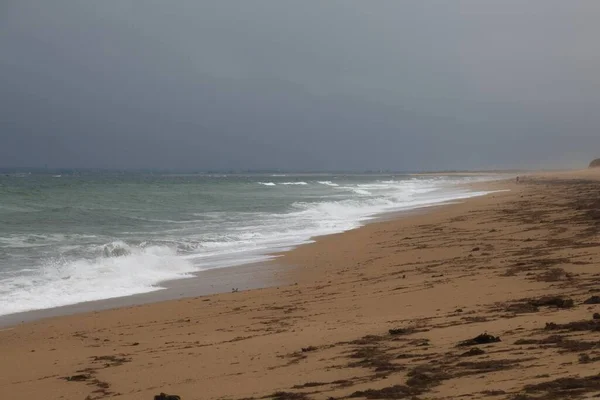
xmin=0 ymin=241 xmax=195 ymax=315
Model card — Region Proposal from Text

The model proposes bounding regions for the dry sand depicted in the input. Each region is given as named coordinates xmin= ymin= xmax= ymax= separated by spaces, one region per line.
xmin=1 ymin=171 xmax=600 ymax=400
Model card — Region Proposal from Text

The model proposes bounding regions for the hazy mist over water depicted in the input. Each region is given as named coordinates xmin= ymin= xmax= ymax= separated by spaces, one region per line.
xmin=2 ymin=1 xmax=600 ymax=171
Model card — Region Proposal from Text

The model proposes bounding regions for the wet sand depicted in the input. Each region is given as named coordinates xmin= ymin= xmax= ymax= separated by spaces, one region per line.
xmin=2 ymin=170 xmax=600 ymax=400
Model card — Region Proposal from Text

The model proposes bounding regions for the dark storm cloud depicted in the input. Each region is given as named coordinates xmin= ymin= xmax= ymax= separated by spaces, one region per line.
xmin=1 ymin=1 xmax=599 ymax=171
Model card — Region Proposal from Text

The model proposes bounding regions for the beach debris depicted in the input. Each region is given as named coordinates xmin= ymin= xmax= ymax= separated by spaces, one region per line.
xmin=583 ymin=295 xmax=600 ymax=304
xmin=579 ymin=354 xmax=592 ymax=364
xmin=409 ymin=338 xmax=430 ymax=347
xmin=456 ymin=358 xmax=525 ymax=373
xmin=388 ymin=327 xmax=414 ymax=336
xmin=64 ymin=374 xmax=89 ymax=382
xmin=463 ymin=316 xmax=488 ymax=323
xmin=545 ymin=320 xmax=600 ymax=332
xmin=514 ymin=335 xmax=563 ymax=346
xmin=91 ymin=354 xmax=131 ymax=367
xmin=505 ymin=302 xmax=539 ymax=314
xmin=346 ymin=343 xmax=401 ymax=372
xmin=350 ymin=385 xmax=417 ymax=399
xmin=458 ymin=333 xmax=501 ymax=347
xmin=593 ymin=313 xmax=600 ymax=320
xmin=537 ymin=267 xmax=569 ymax=282
xmin=529 ymin=296 xmax=574 ymax=309
xmin=350 ymin=335 xmax=385 ymax=345
xmin=406 ymin=364 xmax=450 ymax=389
xmin=513 ymin=335 xmax=597 ymax=352
xmin=154 ymin=393 xmax=181 ymax=400
xmin=459 ymin=347 xmax=485 ymax=357
xmin=520 ymin=374 xmax=600 ymax=398
xmin=471 ymin=247 xmax=480 ymax=252
xmin=292 ymin=382 xmax=328 ymax=389
xmin=231 ymin=288 xmax=239 ymax=293
xmin=481 ymin=390 xmax=506 ymax=396
xmin=301 ymin=346 xmax=317 ymax=352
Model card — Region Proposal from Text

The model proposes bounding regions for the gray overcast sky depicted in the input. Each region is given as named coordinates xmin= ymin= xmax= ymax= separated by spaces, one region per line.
xmin=1 ymin=1 xmax=599 ymax=171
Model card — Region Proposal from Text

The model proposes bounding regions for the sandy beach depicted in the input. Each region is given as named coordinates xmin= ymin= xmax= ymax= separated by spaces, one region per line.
xmin=2 ymin=170 xmax=600 ymax=400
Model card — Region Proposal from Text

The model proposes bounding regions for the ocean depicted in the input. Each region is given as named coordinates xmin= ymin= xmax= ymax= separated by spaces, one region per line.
xmin=0 ymin=172 xmax=500 ymax=316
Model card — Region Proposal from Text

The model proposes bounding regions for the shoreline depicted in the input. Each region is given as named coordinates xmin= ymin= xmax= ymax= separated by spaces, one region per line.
xmin=3 ymin=170 xmax=600 ymax=400
xmin=0 ymin=260 xmax=291 ymax=328
xmin=0 ymin=177 xmax=508 ymax=328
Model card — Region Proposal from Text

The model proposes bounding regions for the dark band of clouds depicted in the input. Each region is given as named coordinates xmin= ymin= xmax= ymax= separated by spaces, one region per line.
xmin=1 ymin=1 xmax=599 ymax=171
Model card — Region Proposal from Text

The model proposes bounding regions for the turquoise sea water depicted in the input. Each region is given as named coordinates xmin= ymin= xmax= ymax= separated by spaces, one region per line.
xmin=0 ymin=172 xmax=499 ymax=315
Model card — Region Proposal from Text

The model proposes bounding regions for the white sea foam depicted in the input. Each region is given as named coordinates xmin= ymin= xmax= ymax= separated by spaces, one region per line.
xmin=280 ymin=182 xmax=308 ymax=185
xmin=258 ymin=182 xmax=276 ymax=186
xmin=0 ymin=242 xmax=195 ymax=315
xmin=318 ymin=181 xmax=339 ymax=186
xmin=178 ymin=186 xmax=498 ymax=276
